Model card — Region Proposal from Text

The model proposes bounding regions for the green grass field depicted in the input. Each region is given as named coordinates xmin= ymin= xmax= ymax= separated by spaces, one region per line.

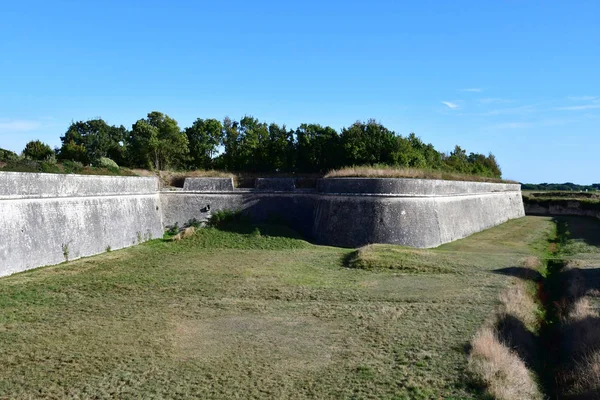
xmin=0 ymin=217 xmax=556 ymax=399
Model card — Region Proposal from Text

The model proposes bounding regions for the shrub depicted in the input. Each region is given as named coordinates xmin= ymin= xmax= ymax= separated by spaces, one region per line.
xmin=185 ymin=218 xmax=202 ymax=228
xmin=207 ymin=209 xmax=248 ymax=227
xmin=167 ymin=223 xmax=180 ymax=236
xmin=0 ymin=148 xmax=18 ymax=162
xmin=22 ymin=140 xmax=54 ymax=161
xmin=62 ymin=160 xmax=84 ymax=174
xmin=96 ymin=157 xmax=119 ymax=170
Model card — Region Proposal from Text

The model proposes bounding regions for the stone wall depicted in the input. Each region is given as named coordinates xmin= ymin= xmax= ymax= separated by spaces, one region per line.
xmin=0 ymin=172 xmax=163 ymax=277
xmin=525 ymin=201 xmax=600 ymax=219
xmin=0 ymin=173 xmax=525 ymax=277
xmin=168 ymin=177 xmax=525 ymax=249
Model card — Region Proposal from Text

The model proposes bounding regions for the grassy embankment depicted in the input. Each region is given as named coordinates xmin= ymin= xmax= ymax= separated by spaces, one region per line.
xmin=0 ymin=161 xmax=512 ymax=186
xmin=465 ymin=216 xmax=600 ymax=399
xmin=0 ymin=216 xmax=553 ymax=399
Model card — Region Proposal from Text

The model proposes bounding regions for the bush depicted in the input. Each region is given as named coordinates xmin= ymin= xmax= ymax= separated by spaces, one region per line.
xmin=0 ymin=148 xmax=18 ymax=162
xmin=62 ymin=160 xmax=84 ymax=174
xmin=95 ymin=157 xmax=119 ymax=170
xmin=207 ymin=209 xmax=248 ymax=227
xmin=22 ymin=140 xmax=54 ymax=161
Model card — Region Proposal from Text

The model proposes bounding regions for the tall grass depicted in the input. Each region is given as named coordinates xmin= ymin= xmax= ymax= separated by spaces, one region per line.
xmin=467 ymin=259 xmax=544 ymax=399
xmin=324 ymin=165 xmax=514 ymax=183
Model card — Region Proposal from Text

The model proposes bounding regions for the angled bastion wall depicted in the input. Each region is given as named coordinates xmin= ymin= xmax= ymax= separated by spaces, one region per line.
xmin=0 ymin=173 xmax=525 ymax=278
xmin=0 ymin=172 xmax=164 ymax=277
xmin=164 ymin=177 xmax=525 ymax=248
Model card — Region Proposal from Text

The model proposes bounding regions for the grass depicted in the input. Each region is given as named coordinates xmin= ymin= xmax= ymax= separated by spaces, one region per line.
xmin=0 ymin=217 xmax=554 ymax=399
xmin=547 ymin=217 xmax=600 ymax=397
xmin=324 ymin=165 xmax=514 ymax=183
xmin=0 ymin=160 xmax=137 ymax=176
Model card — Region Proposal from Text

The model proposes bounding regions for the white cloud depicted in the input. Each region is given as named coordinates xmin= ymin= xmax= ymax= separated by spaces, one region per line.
xmin=567 ymin=96 xmax=597 ymax=101
xmin=555 ymin=104 xmax=600 ymax=111
xmin=442 ymin=101 xmax=459 ymax=109
xmin=0 ymin=120 xmax=42 ymax=134
xmin=461 ymin=88 xmax=482 ymax=92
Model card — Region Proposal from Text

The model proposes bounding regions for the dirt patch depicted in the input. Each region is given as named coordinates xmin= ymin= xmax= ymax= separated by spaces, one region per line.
xmin=172 ymin=315 xmax=345 ymax=370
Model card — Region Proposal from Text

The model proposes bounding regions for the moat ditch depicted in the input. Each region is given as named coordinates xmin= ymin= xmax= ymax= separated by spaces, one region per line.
xmin=485 ymin=218 xmax=600 ymax=399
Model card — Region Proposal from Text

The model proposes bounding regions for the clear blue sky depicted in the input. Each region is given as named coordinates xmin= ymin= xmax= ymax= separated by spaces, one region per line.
xmin=1 ymin=0 xmax=598 ymax=183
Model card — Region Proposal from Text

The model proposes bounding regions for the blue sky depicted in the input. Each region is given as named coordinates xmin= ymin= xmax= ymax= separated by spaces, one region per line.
xmin=1 ymin=0 xmax=598 ymax=183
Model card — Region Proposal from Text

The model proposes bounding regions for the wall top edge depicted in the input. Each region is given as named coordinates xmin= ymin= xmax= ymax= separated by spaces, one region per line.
xmin=0 ymin=171 xmax=157 ymax=180
xmin=0 ymin=172 xmax=159 ymax=197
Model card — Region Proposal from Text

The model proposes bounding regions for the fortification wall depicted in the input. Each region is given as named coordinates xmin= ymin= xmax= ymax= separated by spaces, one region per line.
xmin=0 ymin=173 xmax=525 ymax=277
xmin=168 ymin=178 xmax=525 ymax=249
xmin=0 ymin=172 xmax=163 ymax=277
xmin=160 ymin=191 xmax=316 ymax=238
xmin=525 ymin=201 xmax=600 ymax=219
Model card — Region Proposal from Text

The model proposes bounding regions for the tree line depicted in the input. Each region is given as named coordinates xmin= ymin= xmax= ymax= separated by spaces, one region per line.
xmin=521 ymin=182 xmax=600 ymax=192
xmin=1 ymin=111 xmax=502 ymax=178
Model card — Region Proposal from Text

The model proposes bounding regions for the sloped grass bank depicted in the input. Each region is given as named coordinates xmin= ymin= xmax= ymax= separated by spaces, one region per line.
xmin=0 ymin=217 xmax=553 ymax=399
xmin=466 ymin=216 xmax=600 ymax=399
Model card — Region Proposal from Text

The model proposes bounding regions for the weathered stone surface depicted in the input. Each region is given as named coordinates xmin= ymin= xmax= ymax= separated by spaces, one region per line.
xmin=160 ymin=192 xmax=316 ymax=238
xmin=255 ymin=178 xmax=296 ymax=191
xmin=0 ymin=173 xmax=525 ymax=277
xmin=317 ymin=178 xmax=520 ymax=196
xmin=183 ymin=177 xmax=234 ymax=191
xmin=0 ymin=171 xmax=157 ymax=199
xmin=0 ymin=173 xmax=163 ymax=277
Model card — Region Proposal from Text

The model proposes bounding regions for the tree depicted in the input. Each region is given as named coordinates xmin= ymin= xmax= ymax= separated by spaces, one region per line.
xmin=444 ymin=145 xmax=470 ymax=173
xmin=22 ymin=140 xmax=54 ymax=161
xmin=295 ymin=124 xmax=340 ymax=172
xmin=237 ymin=116 xmax=269 ymax=172
xmin=57 ymin=119 xmax=128 ymax=165
xmin=221 ymin=117 xmax=240 ymax=171
xmin=340 ymin=120 xmax=396 ymax=166
xmin=127 ymin=112 xmax=189 ymax=170
xmin=185 ymin=118 xmax=223 ymax=169
xmin=267 ymin=123 xmax=294 ymax=172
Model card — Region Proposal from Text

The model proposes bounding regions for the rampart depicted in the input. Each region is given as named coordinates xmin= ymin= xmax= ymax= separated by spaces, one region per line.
xmin=0 ymin=173 xmax=525 ymax=277
xmin=0 ymin=173 xmax=163 ymax=276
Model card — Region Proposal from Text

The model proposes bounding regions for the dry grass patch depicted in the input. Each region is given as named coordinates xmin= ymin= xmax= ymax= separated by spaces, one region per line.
xmin=468 ymin=262 xmax=544 ymax=399
xmin=498 ymin=279 xmax=540 ymax=330
xmin=172 ymin=315 xmax=344 ymax=371
xmin=468 ymin=327 xmax=543 ymax=400
xmin=325 ymin=165 xmax=514 ymax=183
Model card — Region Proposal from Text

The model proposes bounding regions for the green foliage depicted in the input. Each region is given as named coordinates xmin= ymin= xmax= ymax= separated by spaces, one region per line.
xmin=95 ymin=157 xmax=119 ymax=171
xmin=62 ymin=160 xmax=84 ymax=173
xmin=128 ymin=111 xmax=189 ymax=170
xmin=27 ymin=113 xmax=504 ymax=178
xmin=0 ymin=148 xmax=18 ymax=162
xmin=58 ymin=119 xmax=128 ymax=166
xmin=522 ymin=182 xmax=600 ymax=191
xmin=185 ymin=118 xmax=223 ymax=169
xmin=167 ymin=223 xmax=179 ymax=236
xmin=185 ymin=218 xmax=201 ymax=228
xmin=207 ymin=209 xmax=247 ymax=227
xmin=22 ymin=140 xmax=54 ymax=161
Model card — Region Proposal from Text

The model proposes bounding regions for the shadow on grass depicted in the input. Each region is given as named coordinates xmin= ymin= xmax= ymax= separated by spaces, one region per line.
xmin=554 ymin=216 xmax=600 ymax=249
xmin=209 ymin=221 xmax=307 ymax=240
xmin=493 ymin=267 xmax=543 ymax=282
